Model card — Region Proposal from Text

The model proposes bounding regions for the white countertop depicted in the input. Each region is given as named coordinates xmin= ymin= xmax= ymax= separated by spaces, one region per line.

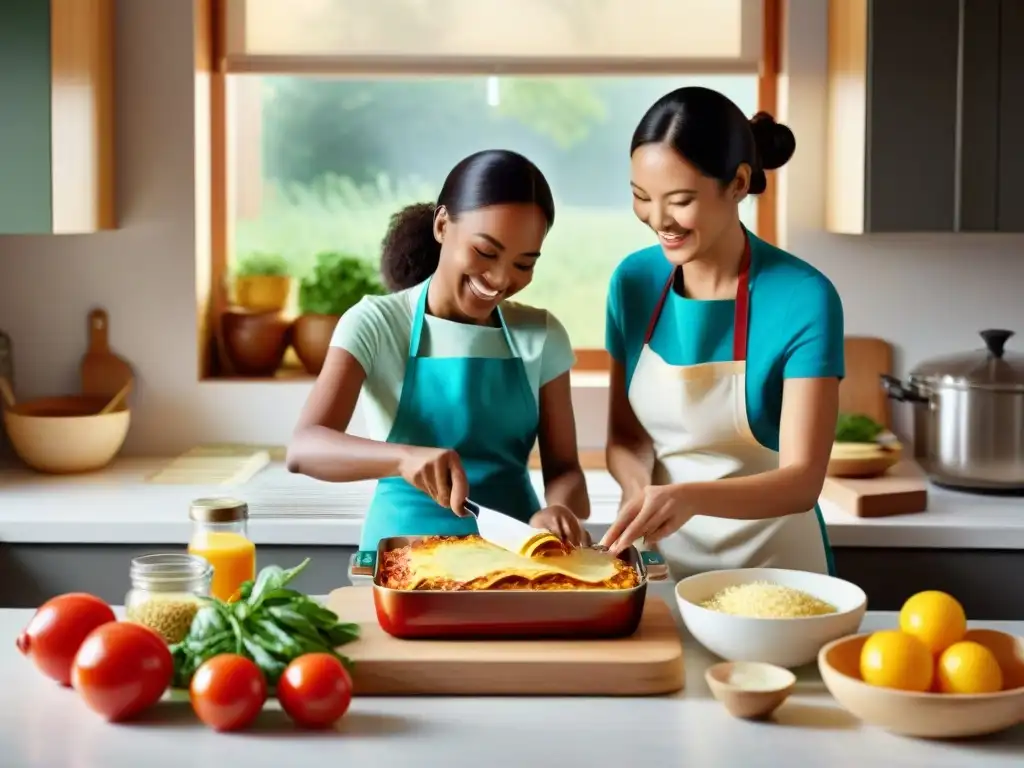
xmin=2 ymin=604 xmax=1022 ymax=767
xmin=1 ymin=458 xmax=1023 ymax=550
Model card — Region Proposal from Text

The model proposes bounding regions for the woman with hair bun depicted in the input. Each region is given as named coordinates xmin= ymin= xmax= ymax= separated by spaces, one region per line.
xmin=600 ymin=87 xmax=844 ymax=578
xmin=288 ymin=150 xmax=589 ymax=551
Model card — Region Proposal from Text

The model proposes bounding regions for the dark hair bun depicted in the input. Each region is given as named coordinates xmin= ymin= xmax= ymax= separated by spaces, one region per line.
xmin=749 ymin=112 xmax=796 ymax=171
xmin=379 ymin=202 xmax=440 ymax=292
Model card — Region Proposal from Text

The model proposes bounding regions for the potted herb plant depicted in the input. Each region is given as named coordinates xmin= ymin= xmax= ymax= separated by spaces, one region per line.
xmin=292 ymin=251 xmax=386 ymax=375
xmin=220 ymin=251 xmax=293 ymax=377
xmin=232 ymin=251 xmax=292 ymax=312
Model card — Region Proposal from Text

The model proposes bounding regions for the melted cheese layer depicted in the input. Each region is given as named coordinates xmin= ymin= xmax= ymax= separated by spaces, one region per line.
xmin=379 ymin=536 xmax=637 ymax=591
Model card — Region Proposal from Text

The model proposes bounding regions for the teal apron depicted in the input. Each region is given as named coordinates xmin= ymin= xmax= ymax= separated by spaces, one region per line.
xmin=358 ymin=278 xmax=542 ymax=551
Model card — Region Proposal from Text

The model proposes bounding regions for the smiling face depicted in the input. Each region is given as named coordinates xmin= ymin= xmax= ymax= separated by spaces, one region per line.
xmin=432 ymin=203 xmax=548 ymax=322
xmin=630 ymin=142 xmax=750 ymax=265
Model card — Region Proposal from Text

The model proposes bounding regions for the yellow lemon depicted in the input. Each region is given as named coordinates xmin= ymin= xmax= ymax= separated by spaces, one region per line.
xmin=859 ymin=630 xmax=934 ymax=692
xmin=898 ymin=591 xmax=966 ymax=655
xmin=936 ymin=641 xmax=1004 ymax=694
xmin=963 ymin=628 xmax=1024 ymax=690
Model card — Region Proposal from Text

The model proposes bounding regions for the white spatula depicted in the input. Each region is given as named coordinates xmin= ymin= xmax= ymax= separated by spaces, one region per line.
xmin=463 ymin=499 xmax=566 ymax=557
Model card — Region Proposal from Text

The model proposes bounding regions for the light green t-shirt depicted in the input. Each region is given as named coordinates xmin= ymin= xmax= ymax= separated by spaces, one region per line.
xmin=330 ymin=281 xmax=576 ymax=441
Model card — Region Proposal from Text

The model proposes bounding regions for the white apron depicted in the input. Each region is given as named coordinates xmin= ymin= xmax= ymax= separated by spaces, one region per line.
xmin=627 ymin=236 xmax=833 ymax=580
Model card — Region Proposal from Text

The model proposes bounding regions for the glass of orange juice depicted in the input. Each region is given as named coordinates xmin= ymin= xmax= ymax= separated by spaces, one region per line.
xmin=187 ymin=497 xmax=256 ymax=602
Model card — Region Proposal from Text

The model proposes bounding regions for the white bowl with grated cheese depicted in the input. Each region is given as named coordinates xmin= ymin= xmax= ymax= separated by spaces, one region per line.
xmin=676 ymin=568 xmax=867 ymax=668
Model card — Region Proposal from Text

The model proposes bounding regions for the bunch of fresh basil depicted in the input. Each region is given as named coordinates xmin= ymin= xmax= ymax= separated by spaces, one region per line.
xmin=835 ymin=412 xmax=885 ymax=444
xmin=170 ymin=559 xmax=359 ymax=688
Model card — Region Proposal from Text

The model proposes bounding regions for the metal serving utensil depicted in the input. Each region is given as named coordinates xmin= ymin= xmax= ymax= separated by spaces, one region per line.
xmin=464 ymin=500 xmax=607 ymax=552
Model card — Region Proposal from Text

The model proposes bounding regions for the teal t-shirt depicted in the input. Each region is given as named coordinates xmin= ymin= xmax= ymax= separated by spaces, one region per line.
xmin=605 ymin=233 xmax=845 ymax=452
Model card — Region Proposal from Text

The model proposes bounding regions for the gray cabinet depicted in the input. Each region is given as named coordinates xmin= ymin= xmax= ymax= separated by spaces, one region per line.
xmin=997 ymin=1 xmax=1024 ymax=231
xmin=960 ymin=0 xmax=1001 ymax=231
xmin=826 ymin=0 xmax=1023 ymax=234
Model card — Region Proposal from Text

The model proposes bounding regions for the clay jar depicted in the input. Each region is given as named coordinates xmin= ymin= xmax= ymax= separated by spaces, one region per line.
xmin=291 ymin=314 xmax=340 ymax=375
xmin=221 ymin=309 xmax=291 ymax=377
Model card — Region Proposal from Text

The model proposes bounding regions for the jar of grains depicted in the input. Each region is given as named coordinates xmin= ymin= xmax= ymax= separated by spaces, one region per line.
xmin=125 ymin=553 xmax=213 ymax=644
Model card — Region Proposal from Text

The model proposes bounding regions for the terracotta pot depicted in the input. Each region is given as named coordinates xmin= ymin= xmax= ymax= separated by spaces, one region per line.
xmin=234 ymin=275 xmax=292 ymax=312
xmin=221 ymin=309 xmax=291 ymax=377
xmin=291 ymin=313 xmax=341 ymax=375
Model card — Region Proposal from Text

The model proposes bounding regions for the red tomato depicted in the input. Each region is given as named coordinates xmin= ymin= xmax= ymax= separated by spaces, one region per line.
xmin=277 ymin=653 xmax=353 ymax=729
xmin=71 ymin=622 xmax=173 ymax=722
xmin=190 ymin=654 xmax=267 ymax=732
xmin=16 ymin=593 xmax=116 ymax=686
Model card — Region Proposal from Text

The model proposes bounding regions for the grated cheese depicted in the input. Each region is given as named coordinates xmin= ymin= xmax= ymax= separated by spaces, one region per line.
xmin=700 ymin=581 xmax=837 ymax=618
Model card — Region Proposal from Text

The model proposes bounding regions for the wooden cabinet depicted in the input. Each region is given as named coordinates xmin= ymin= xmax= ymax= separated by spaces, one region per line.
xmin=826 ymin=0 xmax=1023 ymax=234
xmin=0 ymin=0 xmax=115 ymax=234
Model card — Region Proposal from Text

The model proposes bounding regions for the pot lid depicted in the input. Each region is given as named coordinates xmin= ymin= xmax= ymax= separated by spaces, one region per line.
xmin=910 ymin=330 xmax=1024 ymax=390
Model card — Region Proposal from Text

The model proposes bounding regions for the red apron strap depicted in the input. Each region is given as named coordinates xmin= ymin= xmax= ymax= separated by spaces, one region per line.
xmin=732 ymin=236 xmax=752 ymax=362
xmin=642 ymin=233 xmax=753 ymax=356
xmin=642 ymin=273 xmax=675 ymax=345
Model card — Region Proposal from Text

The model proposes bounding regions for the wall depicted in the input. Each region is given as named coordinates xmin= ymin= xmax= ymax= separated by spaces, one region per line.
xmin=1 ymin=0 xmax=1022 ymax=456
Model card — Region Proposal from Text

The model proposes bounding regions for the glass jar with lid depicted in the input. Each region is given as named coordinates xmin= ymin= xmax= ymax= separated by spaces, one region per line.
xmin=187 ymin=497 xmax=256 ymax=602
xmin=125 ymin=553 xmax=213 ymax=644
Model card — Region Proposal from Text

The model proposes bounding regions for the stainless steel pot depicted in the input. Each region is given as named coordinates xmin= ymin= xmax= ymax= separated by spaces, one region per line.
xmin=882 ymin=329 xmax=1024 ymax=491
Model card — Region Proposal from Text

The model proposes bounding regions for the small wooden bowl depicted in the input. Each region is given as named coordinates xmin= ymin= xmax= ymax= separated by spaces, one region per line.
xmin=827 ymin=442 xmax=902 ymax=478
xmin=705 ymin=661 xmax=796 ymax=719
xmin=3 ymin=395 xmax=130 ymax=474
xmin=818 ymin=630 xmax=1024 ymax=738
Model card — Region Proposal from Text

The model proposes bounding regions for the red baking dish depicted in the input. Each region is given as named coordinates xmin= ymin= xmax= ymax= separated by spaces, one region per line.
xmin=370 ymin=535 xmax=665 ymax=640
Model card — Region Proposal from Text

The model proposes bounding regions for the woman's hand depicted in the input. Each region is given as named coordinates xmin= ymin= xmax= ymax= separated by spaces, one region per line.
xmin=599 ymin=484 xmax=694 ymax=555
xmin=397 ymin=447 xmax=470 ymax=515
xmin=530 ymin=504 xmax=589 ymax=547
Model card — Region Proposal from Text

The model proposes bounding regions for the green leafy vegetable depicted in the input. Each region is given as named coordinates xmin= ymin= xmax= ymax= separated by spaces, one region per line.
xmin=234 ymin=251 xmax=291 ymax=278
xmin=297 ymin=251 xmax=385 ymax=316
xmin=835 ymin=412 xmax=885 ymax=443
xmin=169 ymin=558 xmax=359 ymax=688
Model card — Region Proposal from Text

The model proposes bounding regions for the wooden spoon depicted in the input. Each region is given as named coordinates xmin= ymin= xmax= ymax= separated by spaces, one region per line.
xmin=98 ymin=378 xmax=133 ymax=415
xmin=0 ymin=377 xmax=14 ymax=410
xmin=81 ymin=308 xmax=134 ymax=398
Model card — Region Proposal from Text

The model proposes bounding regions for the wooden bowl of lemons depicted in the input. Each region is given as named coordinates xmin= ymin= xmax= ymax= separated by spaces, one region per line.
xmin=828 ymin=413 xmax=902 ymax=478
xmin=818 ymin=591 xmax=1024 ymax=738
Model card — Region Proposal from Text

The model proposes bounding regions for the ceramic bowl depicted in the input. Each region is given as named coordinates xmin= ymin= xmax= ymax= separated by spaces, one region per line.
xmin=705 ymin=661 xmax=796 ymax=719
xmin=818 ymin=629 xmax=1024 ymax=738
xmin=4 ymin=395 xmax=130 ymax=474
xmin=676 ymin=568 xmax=867 ymax=668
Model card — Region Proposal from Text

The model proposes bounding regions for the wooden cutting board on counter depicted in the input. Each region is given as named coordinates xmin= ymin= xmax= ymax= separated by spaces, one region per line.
xmin=325 ymin=587 xmax=685 ymax=696
xmin=821 ymin=460 xmax=928 ymax=517
xmin=841 ymin=336 xmax=893 ymax=428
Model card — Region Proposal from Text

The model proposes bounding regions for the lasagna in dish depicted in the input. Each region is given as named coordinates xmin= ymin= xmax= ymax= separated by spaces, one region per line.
xmin=378 ymin=535 xmax=640 ymax=591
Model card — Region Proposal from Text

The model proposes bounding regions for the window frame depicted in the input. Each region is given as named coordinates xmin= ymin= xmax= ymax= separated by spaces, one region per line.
xmin=196 ymin=0 xmax=781 ymax=380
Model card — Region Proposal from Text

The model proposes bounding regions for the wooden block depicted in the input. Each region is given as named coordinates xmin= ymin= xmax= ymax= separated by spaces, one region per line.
xmin=325 ymin=587 xmax=685 ymax=696
xmin=821 ymin=460 xmax=928 ymax=517
xmin=841 ymin=336 xmax=894 ymax=429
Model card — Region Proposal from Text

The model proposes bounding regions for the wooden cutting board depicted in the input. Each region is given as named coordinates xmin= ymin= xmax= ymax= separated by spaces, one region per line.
xmin=324 ymin=587 xmax=685 ymax=696
xmin=841 ymin=336 xmax=893 ymax=428
xmin=81 ymin=308 xmax=134 ymax=399
xmin=821 ymin=460 xmax=928 ymax=517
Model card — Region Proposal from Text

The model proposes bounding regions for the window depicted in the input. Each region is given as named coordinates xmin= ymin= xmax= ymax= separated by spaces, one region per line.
xmin=233 ymin=74 xmax=758 ymax=351
xmin=200 ymin=0 xmax=777 ymax=379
